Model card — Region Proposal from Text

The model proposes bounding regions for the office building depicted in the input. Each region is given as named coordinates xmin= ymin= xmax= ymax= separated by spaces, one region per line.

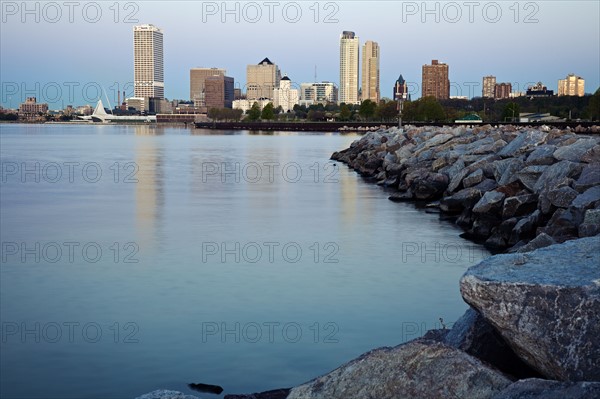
xmin=339 ymin=31 xmax=360 ymax=104
xmin=393 ymin=75 xmax=408 ymax=101
xmin=273 ymin=75 xmax=299 ymax=113
xmin=133 ymin=24 xmax=164 ymax=101
xmin=205 ymin=75 xmax=234 ymax=109
xmin=246 ymin=57 xmax=281 ymax=100
xmin=422 ymin=60 xmax=449 ymax=100
xmin=494 ymin=83 xmax=512 ymax=99
xmin=190 ymin=68 xmax=226 ymax=106
xmin=361 ymin=40 xmax=380 ymax=103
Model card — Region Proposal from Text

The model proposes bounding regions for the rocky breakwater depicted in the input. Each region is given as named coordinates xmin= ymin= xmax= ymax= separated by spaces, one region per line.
xmin=331 ymin=125 xmax=600 ymax=251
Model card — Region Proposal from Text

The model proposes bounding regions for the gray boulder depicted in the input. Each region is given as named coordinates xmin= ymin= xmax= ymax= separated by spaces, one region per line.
xmin=464 ymin=168 xmax=485 ymax=188
xmin=573 ymin=163 xmax=600 ymax=192
xmin=581 ymin=144 xmax=600 ymax=163
xmin=516 ymin=165 xmax=548 ymax=192
xmin=460 ymin=237 xmax=600 ymax=381
xmin=503 ymin=194 xmax=538 ymax=218
xmin=492 ymin=379 xmax=600 ymax=399
xmin=579 ymin=209 xmax=600 ymax=238
xmin=526 ymin=145 xmax=557 ymax=165
xmin=287 ymin=340 xmax=511 ymax=399
xmin=533 ymin=160 xmax=583 ymax=194
xmin=473 ymin=191 xmax=506 ymax=214
xmin=514 ymin=233 xmax=556 ymax=253
xmin=553 ymin=138 xmax=598 ymax=162
xmin=497 ymin=130 xmax=547 ymax=158
xmin=547 ymin=186 xmax=579 ymax=208
xmin=572 ymin=186 xmax=600 ymax=209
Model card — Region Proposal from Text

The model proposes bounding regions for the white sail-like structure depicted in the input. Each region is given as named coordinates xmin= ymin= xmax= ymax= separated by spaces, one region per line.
xmin=78 ymin=100 xmax=156 ymax=123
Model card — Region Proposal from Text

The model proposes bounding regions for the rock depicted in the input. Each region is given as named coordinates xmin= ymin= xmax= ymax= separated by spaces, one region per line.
xmin=526 ymin=145 xmax=557 ymax=165
xmin=447 ymin=166 xmax=470 ymax=193
xmin=533 ymin=160 xmax=583 ymax=194
xmin=581 ymin=145 xmax=600 ymax=163
xmin=578 ymin=209 xmax=600 ymax=237
xmin=440 ymin=188 xmax=483 ymax=212
xmin=553 ymin=138 xmax=598 ymax=162
xmin=493 ymin=158 xmax=525 ymax=185
xmin=497 ymin=130 xmax=548 ymax=158
xmin=502 ymin=194 xmax=538 ymax=218
xmin=473 ymin=178 xmax=499 ymax=192
xmin=444 ymin=308 xmax=539 ymax=379
xmin=514 ymin=233 xmax=556 ymax=253
xmin=510 ymin=210 xmax=541 ymax=244
xmin=516 ymin=165 xmax=548 ymax=192
xmin=492 ymin=379 xmax=600 ymax=399
xmin=287 ymin=340 xmax=511 ymax=399
xmin=573 ymin=163 xmax=600 ymax=192
xmin=135 ymin=391 xmax=200 ymax=399
xmin=388 ymin=189 xmax=414 ymax=202
xmin=572 ymin=186 xmax=600 ymax=209
xmin=460 ymin=237 xmax=600 ymax=381
xmin=473 ymin=191 xmax=506 ymax=214
xmin=411 ymin=172 xmax=449 ymax=200
xmin=541 ymin=207 xmax=585 ymax=241
xmin=463 ymin=169 xmax=485 ymax=188
xmin=224 ymin=389 xmax=291 ymax=399
xmin=547 ymin=186 xmax=579 ymax=208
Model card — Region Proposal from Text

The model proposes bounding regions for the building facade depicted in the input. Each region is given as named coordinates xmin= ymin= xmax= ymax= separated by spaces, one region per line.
xmin=190 ymin=68 xmax=226 ymax=106
xmin=339 ymin=31 xmax=360 ymax=104
xmin=133 ymin=24 xmax=164 ymax=101
xmin=494 ymin=83 xmax=512 ymax=99
xmin=299 ymin=82 xmax=338 ymax=106
xmin=482 ymin=76 xmax=496 ymax=98
xmin=393 ymin=75 xmax=408 ymax=101
xmin=422 ymin=60 xmax=449 ymax=100
xmin=526 ymin=82 xmax=554 ymax=97
xmin=246 ymin=58 xmax=281 ymax=101
xmin=558 ymin=74 xmax=585 ymax=97
xmin=273 ymin=76 xmax=299 ymax=113
xmin=19 ymin=97 xmax=48 ymax=118
xmin=205 ymin=76 xmax=235 ymax=109
xmin=232 ymin=98 xmax=272 ymax=113
xmin=361 ymin=40 xmax=380 ymax=103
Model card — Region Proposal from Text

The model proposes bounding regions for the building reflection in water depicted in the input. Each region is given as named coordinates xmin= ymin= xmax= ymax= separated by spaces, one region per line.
xmin=134 ymin=125 xmax=164 ymax=252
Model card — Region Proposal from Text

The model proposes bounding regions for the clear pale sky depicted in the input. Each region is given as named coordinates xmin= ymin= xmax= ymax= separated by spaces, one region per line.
xmin=1 ymin=1 xmax=599 ymax=109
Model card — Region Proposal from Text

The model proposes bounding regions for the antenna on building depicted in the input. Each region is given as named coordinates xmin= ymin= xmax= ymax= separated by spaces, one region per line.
xmin=314 ymin=65 xmax=317 ymax=83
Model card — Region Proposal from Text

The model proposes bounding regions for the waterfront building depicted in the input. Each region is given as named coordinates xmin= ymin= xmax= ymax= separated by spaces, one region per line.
xmin=190 ymin=68 xmax=226 ymax=106
xmin=482 ymin=76 xmax=496 ymax=98
xmin=339 ymin=31 xmax=360 ymax=104
xmin=247 ymin=58 xmax=281 ymax=101
xmin=361 ymin=40 xmax=380 ymax=103
xmin=133 ymin=24 xmax=164 ymax=105
xmin=558 ymin=74 xmax=585 ymax=97
xmin=422 ymin=60 xmax=449 ymax=100
xmin=273 ymin=76 xmax=299 ymax=113
xmin=205 ymin=76 xmax=235 ymax=109
xmin=526 ymin=82 xmax=554 ymax=97
xmin=18 ymin=97 xmax=48 ymax=116
xmin=299 ymin=82 xmax=338 ymax=106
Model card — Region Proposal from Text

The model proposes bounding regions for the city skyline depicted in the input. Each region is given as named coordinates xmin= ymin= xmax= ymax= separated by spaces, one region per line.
xmin=1 ymin=1 xmax=599 ymax=109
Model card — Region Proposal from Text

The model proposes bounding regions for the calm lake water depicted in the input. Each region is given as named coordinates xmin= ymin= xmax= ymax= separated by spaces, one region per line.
xmin=0 ymin=124 xmax=490 ymax=399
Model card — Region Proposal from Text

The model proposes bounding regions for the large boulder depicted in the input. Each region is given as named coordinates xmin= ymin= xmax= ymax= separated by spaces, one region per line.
xmin=573 ymin=163 xmax=600 ymax=192
xmin=460 ymin=237 xmax=600 ymax=381
xmin=533 ymin=160 xmax=583 ymax=194
xmin=553 ymin=138 xmax=598 ymax=162
xmin=526 ymin=145 xmax=557 ymax=165
xmin=473 ymin=191 xmax=506 ymax=214
xmin=497 ymin=130 xmax=547 ymax=158
xmin=287 ymin=340 xmax=511 ymax=399
xmin=491 ymin=379 xmax=600 ymax=399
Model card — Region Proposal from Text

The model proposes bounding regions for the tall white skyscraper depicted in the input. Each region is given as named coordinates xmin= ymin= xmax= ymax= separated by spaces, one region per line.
xmin=361 ymin=40 xmax=380 ymax=103
xmin=134 ymin=24 xmax=164 ymax=100
xmin=339 ymin=31 xmax=360 ymax=105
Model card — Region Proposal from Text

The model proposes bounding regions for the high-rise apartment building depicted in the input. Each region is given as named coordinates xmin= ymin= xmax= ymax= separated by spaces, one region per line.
xmin=339 ymin=31 xmax=360 ymax=104
xmin=482 ymin=76 xmax=496 ymax=98
xmin=246 ymin=58 xmax=281 ymax=100
xmin=190 ymin=68 xmax=226 ymax=105
xmin=558 ymin=74 xmax=585 ymax=97
xmin=494 ymin=83 xmax=512 ymax=99
xmin=205 ymin=75 xmax=234 ymax=109
xmin=361 ymin=40 xmax=380 ymax=103
xmin=133 ymin=24 xmax=164 ymax=100
xmin=393 ymin=75 xmax=408 ymax=101
xmin=422 ymin=60 xmax=449 ymax=100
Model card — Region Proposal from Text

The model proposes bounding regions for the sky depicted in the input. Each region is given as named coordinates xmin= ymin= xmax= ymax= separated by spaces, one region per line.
xmin=1 ymin=0 xmax=599 ymax=109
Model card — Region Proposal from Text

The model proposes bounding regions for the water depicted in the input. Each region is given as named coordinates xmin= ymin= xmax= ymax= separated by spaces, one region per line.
xmin=0 ymin=124 xmax=490 ymax=399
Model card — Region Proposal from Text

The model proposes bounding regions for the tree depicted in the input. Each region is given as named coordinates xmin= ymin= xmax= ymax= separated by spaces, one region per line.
xmin=246 ymin=102 xmax=261 ymax=121
xmin=339 ymin=104 xmax=351 ymax=121
xmin=261 ymin=102 xmax=275 ymax=120
xmin=502 ymin=102 xmax=520 ymax=122
xmin=375 ymin=100 xmax=398 ymax=122
xmin=307 ymin=110 xmax=325 ymax=121
xmin=359 ymin=99 xmax=376 ymax=120
xmin=587 ymin=88 xmax=600 ymax=121
xmin=401 ymin=96 xmax=445 ymax=122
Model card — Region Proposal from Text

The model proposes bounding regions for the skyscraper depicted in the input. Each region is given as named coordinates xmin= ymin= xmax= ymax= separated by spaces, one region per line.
xmin=361 ymin=41 xmax=380 ymax=103
xmin=558 ymin=74 xmax=585 ymax=97
xmin=133 ymin=24 xmax=164 ymax=100
xmin=422 ymin=60 xmax=449 ymax=100
xmin=205 ymin=76 xmax=234 ymax=109
xmin=482 ymin=76 xmax=496 ymax=98
xmin=190 ymin=68 xmax=226 ymax=106
xmin=339 ymin=31 xmax=360 ymax=105
xmin=246 ymin=58 xmax=281 ymax=100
